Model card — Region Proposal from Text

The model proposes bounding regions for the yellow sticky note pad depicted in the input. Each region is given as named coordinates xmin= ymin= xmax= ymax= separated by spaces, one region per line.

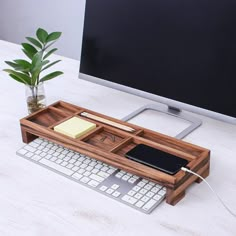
xmin=54 ymin=117 xmax=96 ymax=138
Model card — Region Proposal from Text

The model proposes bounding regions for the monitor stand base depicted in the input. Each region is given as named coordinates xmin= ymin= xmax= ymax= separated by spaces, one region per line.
xmin=121 ymin=104 xmax=202 ymax=139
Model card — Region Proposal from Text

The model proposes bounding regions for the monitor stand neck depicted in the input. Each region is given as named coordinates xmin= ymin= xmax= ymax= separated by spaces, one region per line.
xmin=121 ymin=104 xmax=202 ymax=139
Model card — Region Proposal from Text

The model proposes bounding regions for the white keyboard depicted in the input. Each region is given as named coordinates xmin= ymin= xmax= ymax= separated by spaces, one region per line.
xmin=17 ymin=138 xmax=166 ymax=214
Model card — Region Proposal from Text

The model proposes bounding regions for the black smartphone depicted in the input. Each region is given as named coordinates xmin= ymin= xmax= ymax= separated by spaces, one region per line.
xmin=125 ymin=144 xmax=188 ymax=175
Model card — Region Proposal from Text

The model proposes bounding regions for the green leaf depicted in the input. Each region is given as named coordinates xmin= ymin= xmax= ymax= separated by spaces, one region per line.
xmin=40 ymin=71 xmax=63 ymax=82
xmin=26 ymin=37 xmax=42 ymax=49
xmin=31 ymin=51 xmax=43 ymax=85
xmin=22 ymin=43 xmax=38 ymax=59
xmin=42 ymin=60 xmax=61 ymax=71
xmin=9 ymin=74 xmax=26 ymax=84
xmin=42 ymin=60 xmax=50 ymax=66
xmin=5 ymin=60 xmax=31 ymax=73
xmin=3 ymin=69 xmax=31 ymax=85
xmin=43 ymin=48 xmax=57 ymax=59
xmin=14 ymin=59 xmax=31 ymax=69
xmin=46 ymin=32 xmax=62 ymax=43
xmin=36 ymin=28 xmax=48 ymax=44
xmin=5 ymin=61 xmax=20 ymax=69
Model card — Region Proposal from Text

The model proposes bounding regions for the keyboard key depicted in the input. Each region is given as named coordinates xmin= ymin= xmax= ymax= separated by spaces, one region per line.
xmin=40 ymin=152 xmax=47 ymax=157
xmin=153 ymin=194 xmax=162 ymax=201
xmin=90 ymin=174 xmax=104 ymax=183
xmin=111 ymin=184 xmax=119 ymax=190
xmin=141 ymin=196 xmax=150 ymax=203
xmin=140 ymin=189 xmax=148 ymax=195
xmin=80 ymin=177 xmax=90 ymax=184
xmin=56 ymin=159 xmax=63 ymax=164
xmin=144 ymin=184 xmax=153 ymax=190
xmin=39 ymin=158 xmax=73 ymax=176
xmin=122 ymin=195 xmax=137 ymax=205
xmin=137 ymin=181 xmax=146 ymax=187
xmin=78 ymin=169 xmax=85 ymax=174
xmin=151 ymin=187 xmax=159 ymax=193
xmin=128 ymin=177 xmax=137 ymax=184
xmin=26 ymin=152 xmax=33 ymax=158
xmin=134 ymin=193 xmax=143 ymax=199
xmin=18 ymin=149 xmax=28 ymax=155
xmin=146 ymin=191 xmax=155 ymax=198
xmin=115 ymin=172 xmax=123 ymax=178
xmin=101 ymin=166 xmax=109 ymax=172
xmin=158 ymin=189 xmax=166 ymax=196
xmin=107 ymin=168 xmax=116 ymax=174
xmin=69 ymin=159 xmax=76 ymax=164
xmin=92 ymin=169 xmax=99 ymax=174
xmin=80 ymin=163 xmax=87 ymax=169
xmin=32 ymin=155 xmax=41 ymax=161
xmin=98 ymin=171 xmax=109 ymax=178
xmin=142 ymin=199 xmax=157 ymax=211
xmin=100 ymin=185 xmax=108 ymax=192
xmin=127 ymin=190 xmax=136 ymax=196
xmin=24 ymin=145 xmax=36 ymax=152
xmin=122 ymin=175 xmax=130 ymax=181
xmin=132 ymin=186 xmax=141 ymax=192
xmin=61 ymin=161 xmax=68 ymax=167
xmin=50 ymin=156 xmax=57 ymax=162
xmin=66 ymin=163 xmax=74 ymax=169
xmin=135 ymin=201 xmax=145 ymax=208
xmin=45 ymin=154 xmax=52 ymax=159
xmin=72 ymin=166 xmax=79 ymax=172
xmin=88 ymin=180 xmax=99 ymax=187
xmin=72 ymin=173 xmax=83 ymax=180
xmin=29 ymin=142 xmax=40 ymax=148
xmin=83 ymin=171 xmax=91 ymax=177
xmin=106 ymin=189 xmax=114 ymax=194
xmin=64 ymin=156 xmax=70 ymax=162
xmin=62 ymin=150 xmax=69 ymax=155
xmin=112 ymin=191 xmax=121 ymax=198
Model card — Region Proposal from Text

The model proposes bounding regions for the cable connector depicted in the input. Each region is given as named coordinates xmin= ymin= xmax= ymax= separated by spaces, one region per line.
xmin=181 ymin=166 xmax=236 ymax=218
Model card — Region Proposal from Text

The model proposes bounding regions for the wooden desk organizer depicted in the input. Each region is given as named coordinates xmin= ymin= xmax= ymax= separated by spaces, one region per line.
xmin=20 ymin=100 xmax=210 ymax=205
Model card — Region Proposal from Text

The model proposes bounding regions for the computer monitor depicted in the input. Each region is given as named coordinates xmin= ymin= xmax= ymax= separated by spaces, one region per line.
xmin=79 ymin=0 xmax=236 ymax=138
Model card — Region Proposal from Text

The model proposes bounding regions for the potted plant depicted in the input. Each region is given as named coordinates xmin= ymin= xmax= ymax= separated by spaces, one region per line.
xmin=3 ymin=28 xmax=63 ymax=114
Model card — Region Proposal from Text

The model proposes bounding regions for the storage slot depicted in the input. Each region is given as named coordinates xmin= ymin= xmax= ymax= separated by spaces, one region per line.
xmin=83 ymin=127 xmax=126 ymax=151
xmin=53 ymin=101 xmax=80 ymax=114
xmin=28 ymin=107 xmax=67 ymax=127
xmin=113 ymin=139 xmax=138 ymax=157
xmin=138 ymin=131 xmax=202 ymax=157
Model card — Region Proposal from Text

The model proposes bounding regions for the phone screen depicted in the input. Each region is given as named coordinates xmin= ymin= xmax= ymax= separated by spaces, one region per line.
xmin=125 ymin=144 xmax=188 ymax=175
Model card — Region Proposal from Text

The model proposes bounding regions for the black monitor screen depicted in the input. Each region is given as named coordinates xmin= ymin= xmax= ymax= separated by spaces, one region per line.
xmin=80 ymin=0 xmax=236 ymax=117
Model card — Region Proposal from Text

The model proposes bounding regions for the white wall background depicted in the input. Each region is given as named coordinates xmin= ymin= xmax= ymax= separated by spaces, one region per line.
xmin=0 ymin=0 xmax=86 ymax=60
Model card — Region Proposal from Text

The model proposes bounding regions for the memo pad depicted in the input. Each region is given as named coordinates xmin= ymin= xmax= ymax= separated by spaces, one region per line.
xmin=54 ymin=117 xmax=96 ymax=138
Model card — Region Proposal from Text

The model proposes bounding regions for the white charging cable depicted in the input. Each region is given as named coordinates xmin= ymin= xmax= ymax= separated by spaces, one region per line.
xmin=181 ymin=167 xmax=236 ymax=218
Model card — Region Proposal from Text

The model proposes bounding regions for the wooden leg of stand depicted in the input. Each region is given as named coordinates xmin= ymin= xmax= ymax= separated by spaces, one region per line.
xmin=21 ymin=127 xmax=37 ymax=143
xmin=195 ymin=166 xmax=210 ymax=183
xmin=166 ymin=189 xmax=186 ymax=206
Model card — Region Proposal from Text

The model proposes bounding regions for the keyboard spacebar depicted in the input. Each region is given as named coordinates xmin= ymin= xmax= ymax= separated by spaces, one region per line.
xmin=39 ymin=158 xmax=74 ymax=176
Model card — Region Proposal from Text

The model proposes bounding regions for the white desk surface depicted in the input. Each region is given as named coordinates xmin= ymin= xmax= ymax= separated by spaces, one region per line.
xmin=0 ymin=39 xmax=236 ymax=236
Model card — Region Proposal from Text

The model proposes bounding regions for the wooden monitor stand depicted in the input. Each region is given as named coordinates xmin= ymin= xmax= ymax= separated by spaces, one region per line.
xmin=20 ymin=100 xmax=210 ymax=205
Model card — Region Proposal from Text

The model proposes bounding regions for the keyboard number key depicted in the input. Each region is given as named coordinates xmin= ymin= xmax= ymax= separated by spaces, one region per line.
xmin=106 ymin=188 xmax=114 ymax=195
xmin=122 ymin=195 xmax=137 ymax=205
xmin=142 ymin=199 xmax=157 ymax=211
xmin=127 ymin=190 xmax=136 ymax=196
xmin=112 ymin=191 xmax=121 ymax=198
xmin=111 ymin=184 xmax=119 ymax=190
xmin=135 ymin=201 xmax=145 ymax=208
xmin=99 ymin=185 xmax=108 ymax=192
